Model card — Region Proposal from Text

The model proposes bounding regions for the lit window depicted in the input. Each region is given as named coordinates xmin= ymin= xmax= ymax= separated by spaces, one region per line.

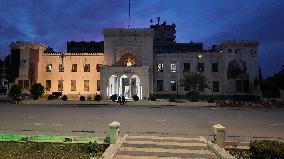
xmin=157 ymin=64 xmax=163 ymax=72
xmin=71 ymin=80 xmax=76 ymax=91
xmin=24 ymin=80 xmax=29 ymax=89
xmin=59 ymin=64 xmax=64 ymax=72
xmin=71 ymin=64 xmax=77 ymax=72
xmin=58 ymin=80 xmax=63 ymax=91
xmin=46 ymin=80 xmax=51 ymax=91
xmin=96 ymin=64 xmax=101 ymax=72
xmin=97 ymin=80 xmax=100 ymax=91
xmin=170 ymin=80 xmax=176 ymax=91
xmin=171 ymin=64 xmax=176 ymax=72
xmin=84 ymin=80 xmax=89 ymax=91
xmin=46 ymin=64 xmax=52 ymax=72
xmin=84 ymin=64 xmax=90 ymax=72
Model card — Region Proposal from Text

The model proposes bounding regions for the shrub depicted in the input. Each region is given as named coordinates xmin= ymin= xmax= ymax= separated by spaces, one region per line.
xmin=30 ymin=83 xmax=45 ymax=100
xmin=87 ymin=96 xmax=93 ymax=101
xmin=250 ymin=140 xmax=284 ymax=159
xmin=52 ymin=92 xmax=62 ymax=98
xmin=133 ymin=95 xmax=139 ymax=101
xmin=110 ymin=94 xmax=117 ymax=102
xmin=169 ymin=95 xmax=175 ymax=102
xmin=62 ymin=95 xmax=68 ymax=101
xmin=94 ymin=94 xmax=102 ymax=101
xmin=149 ymin=95 xmax=156 ymax=101
xmin=208 ymin=98 xmax=214 ymax=103
xmin=48 ymin=95 xmax=53 ymax=100
xmin=80 ymin=96 xmax=85 ymax=101
xmin=8 ymin=85 xmax=21 ymax=98
xmin=186 ymin=91 xmax=199 ymax=102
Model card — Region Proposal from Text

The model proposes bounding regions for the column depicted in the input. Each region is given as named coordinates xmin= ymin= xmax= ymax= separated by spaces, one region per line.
xmin=129 ymin=78 xmax=132 ymax=99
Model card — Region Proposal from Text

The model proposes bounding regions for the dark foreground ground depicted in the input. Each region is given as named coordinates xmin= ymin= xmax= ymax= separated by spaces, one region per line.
xmin=0 ymin=104 xmax=283 ymax=142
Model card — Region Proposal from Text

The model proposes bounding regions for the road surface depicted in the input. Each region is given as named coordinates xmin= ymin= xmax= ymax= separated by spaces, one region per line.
xmin=0 ymin=104 xmax=283 ymax=141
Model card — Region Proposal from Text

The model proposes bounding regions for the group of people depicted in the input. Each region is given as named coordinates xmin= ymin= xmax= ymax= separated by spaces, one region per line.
xmin=117 ymin=96 xmax=125 ymax=105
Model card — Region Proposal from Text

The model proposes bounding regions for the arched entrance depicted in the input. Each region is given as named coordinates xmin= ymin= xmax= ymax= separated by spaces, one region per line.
xmin=108 ymin=74 xmax=142 ymax=99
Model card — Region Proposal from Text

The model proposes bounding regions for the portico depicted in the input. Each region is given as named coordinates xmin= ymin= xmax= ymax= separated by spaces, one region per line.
xmin=100 ymin=66 xmax=149 ymax=100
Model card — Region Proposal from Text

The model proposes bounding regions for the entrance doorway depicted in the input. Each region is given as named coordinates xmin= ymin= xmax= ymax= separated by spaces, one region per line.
xmin=108 ymin=74 xmax=142 ymax=99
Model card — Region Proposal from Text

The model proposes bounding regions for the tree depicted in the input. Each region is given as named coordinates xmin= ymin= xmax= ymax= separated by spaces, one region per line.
xmin=8 ymin=84 xmax=21 ymax=98
xmin=181 ymin=72 xmax=208 ymax=92
xmin=30 ymin=83 xmax=45 ymax=100
xmin=181 ymin=72 xmax=208 ymax=101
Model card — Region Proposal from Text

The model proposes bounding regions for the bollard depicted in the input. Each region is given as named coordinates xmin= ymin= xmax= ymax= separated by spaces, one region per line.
xmin=109 ymin=121 xmax=120 ymax=144
xmin=212 ymin=124 xmax=225 ymax=147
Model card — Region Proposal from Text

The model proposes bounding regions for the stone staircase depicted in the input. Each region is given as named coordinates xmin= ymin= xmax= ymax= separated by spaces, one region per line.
xmin=114 ymin=135 xmax=218 ymax=159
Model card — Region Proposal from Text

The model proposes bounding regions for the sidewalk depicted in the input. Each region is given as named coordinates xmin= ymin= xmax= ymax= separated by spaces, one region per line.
xmin=20 ymin=99 xmax=216 ymax=107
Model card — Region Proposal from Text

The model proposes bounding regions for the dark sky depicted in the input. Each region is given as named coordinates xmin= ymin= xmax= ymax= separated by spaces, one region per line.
xmin=0 ymin=0 xmax=283 ymax=77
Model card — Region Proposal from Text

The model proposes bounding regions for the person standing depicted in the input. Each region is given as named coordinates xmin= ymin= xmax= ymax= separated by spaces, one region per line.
xmin=118 ymin=96 xmax=122 ymax=105
xmin=121 ymin=96 xmax=125 ymax=105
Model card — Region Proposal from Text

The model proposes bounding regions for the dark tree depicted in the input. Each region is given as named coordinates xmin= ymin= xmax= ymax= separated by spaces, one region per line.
xmin=30 ymin=83 xmax=45 ymax=100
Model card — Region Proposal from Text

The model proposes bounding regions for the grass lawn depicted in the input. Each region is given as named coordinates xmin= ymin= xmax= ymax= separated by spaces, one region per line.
xmin=0 ymin=141 xmax=109 ymax=159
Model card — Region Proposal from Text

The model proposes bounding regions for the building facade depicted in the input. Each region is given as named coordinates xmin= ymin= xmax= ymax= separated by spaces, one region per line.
xmin=8 ymin=22 xmax=260 ymax=99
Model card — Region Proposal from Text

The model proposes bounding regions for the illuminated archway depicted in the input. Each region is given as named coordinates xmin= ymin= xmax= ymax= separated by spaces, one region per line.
xmin=119 ymin=53 xmax=138 ymax=66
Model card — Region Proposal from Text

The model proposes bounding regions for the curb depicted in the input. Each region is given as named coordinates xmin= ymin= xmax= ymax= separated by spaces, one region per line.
xmin=100 ymin=134 xmax=128 ymax=159
xmin=207 ymin=141 xmax=235 ymax=159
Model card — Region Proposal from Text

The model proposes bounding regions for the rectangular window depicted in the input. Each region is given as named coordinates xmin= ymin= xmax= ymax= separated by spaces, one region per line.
xmin=71 ymin=64 xmax=77 ymax=72
xmin=97 ymin=80 xmax=100 ymax=91
xmin=46 ymin=80 xmax=51 ymax=91
xmin=24 ymin=80 xmax=29 ymax=89
xmin=59 ymin=64 xmax=64 ymax=72
xmin=84 ymin=64 xmax=90 ymax=72
xmin=71 ymin=80 xmax=76 ymax=91
xmin=235 ymin=48 xmax=241 ymax=53
xmin=58 ymin=80 xmax=63 ymax=91
xmin=18 ymin=80 xmax=23 ymax=89
xmin=157 ymin=80 xmax=163 ymax=91
xmin=213 ymin=81 xmax=219 ymax=92
xmin=157 ymin=64 xmax=164 ymax=72
xmin=84 ymin=80 xmax=89 ymax=91
xmin=183 ymin=63 xmax=190 ymax=73
xmin=198 ymin=63 xmax=204 ymax=72
xmin=243 ymin=80 xmax=249 ymax=93
xmin=96 ymin=64 xmax=100 ymax=72
xmin=228 ymin=49 xmax=232 ymax=54
xmin=171 ymin=64 xmax=176 ymax=72
xmin=170 ymin=80 xmax=176 ymax=91
xmin=46 ymin=64 xmax=52 ymax=72
xmin=236 ymin=80 xmax=242 ymax=92
xmin=212 ymin=63 xmax=218 ymax=72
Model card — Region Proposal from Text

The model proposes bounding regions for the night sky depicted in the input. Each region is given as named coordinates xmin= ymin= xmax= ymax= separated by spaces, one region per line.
xmin=0 ymin=0 xmax=283 ymax=77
